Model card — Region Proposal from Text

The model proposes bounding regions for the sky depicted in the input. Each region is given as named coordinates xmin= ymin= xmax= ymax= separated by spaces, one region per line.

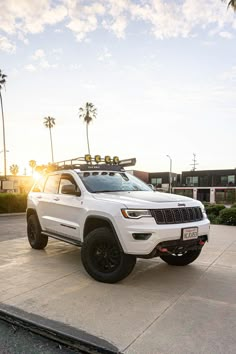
xmin=0 ymin=0 xmax=236 ymax=175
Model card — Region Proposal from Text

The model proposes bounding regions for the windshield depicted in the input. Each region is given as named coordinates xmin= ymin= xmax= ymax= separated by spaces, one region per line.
xmin=78 ymin=171 xmax=152 ymax=193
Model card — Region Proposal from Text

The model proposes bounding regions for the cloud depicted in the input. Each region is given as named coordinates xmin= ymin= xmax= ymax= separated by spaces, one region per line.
xmin=25 ymin=64 xmax=37 ymax=72
xmin=66 ymin=2 xmax=105 ymax=41
xmin=97 ymin=47 xmax=112 ymax=61
xmin=0 ymin=35 xmax=16 ymax=53
xmin=221 ymin=66 xmax=236 ymax=81
xmin=1 ymin=0 xmax=236 ymax=45
xmin=0 ymin=0 xmax=67 ymax=35
xmin=29 ymin=48 xmax=58 ymax=70
xmin=32 ymin=49 xmax=45 ymax=60
xmin=130 ymin=0 xmax=236 ymax=39
xmin=219 ymin=31 xmax=233 ymax=38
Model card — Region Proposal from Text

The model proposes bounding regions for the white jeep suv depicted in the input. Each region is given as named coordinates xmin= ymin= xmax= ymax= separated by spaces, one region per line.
xmin=27 ymin=156 xmax=210 ymax=283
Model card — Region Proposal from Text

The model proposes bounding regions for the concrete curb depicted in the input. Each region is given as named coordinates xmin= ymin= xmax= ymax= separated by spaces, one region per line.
xmin=0 ymin=305 xmax=120 ymax=354
xmin=0 ymin=212 xmax=26 ymax=217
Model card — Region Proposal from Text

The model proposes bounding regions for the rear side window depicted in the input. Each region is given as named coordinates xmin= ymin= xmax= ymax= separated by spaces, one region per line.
xmin=44 ymin=175 xmax=60 ymax=194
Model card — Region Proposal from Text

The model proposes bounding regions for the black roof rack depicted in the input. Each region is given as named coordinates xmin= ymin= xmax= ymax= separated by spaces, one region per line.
xmin=36 ymin=157 xmax=136 ymax=173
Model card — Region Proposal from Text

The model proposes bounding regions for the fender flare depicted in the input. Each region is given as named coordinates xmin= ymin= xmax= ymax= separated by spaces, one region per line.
xmin=84 ymin=215 xmax=124 ymax=251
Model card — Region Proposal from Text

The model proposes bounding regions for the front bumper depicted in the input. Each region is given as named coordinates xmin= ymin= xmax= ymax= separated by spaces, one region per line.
xmin=115 ymin=216 xmax=210 ymax=256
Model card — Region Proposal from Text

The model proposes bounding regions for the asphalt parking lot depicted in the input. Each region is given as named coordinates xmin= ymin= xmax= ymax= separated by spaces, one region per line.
xmin=0 ymin=215 xmax=236 ymax=353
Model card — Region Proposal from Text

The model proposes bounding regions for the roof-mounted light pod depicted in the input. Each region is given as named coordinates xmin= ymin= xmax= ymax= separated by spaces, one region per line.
xmin=95 ymin=155 xmax=101 ymax=163
xmin=113 ymin=156 xmax=119 ymax=165
xmin=105 ymin=155 xmax=111 ymax=164
xmin=85 ymin=154 xmax=92 ymax=163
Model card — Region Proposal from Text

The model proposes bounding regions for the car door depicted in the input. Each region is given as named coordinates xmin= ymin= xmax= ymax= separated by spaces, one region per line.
xmin=48 ymin=173 xmax=83 ymax=240
xmin=36 ymin=173 xmax=61 ymax=232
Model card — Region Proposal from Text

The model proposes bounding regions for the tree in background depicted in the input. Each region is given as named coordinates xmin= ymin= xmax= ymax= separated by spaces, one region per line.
xmin=0 ymin=69 xmax=7 ymax=178
xmin=227 ymin=0 xmax=236 ymax=11
xmin=43 ymin=117 xmax=56 ymax=163
xmin=223 ymin=0 xmax=236 ymax=10
xmin=79 ymin=102 xmax=97 ymax=155
xmin=10 ymin=164 xmax=19 ymax=176
xmin=29 ymin=160 xmax=36 ymax=175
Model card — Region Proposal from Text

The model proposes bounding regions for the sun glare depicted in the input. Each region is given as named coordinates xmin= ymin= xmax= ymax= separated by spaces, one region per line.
xmin=33 ymin=171 xmax=41 ymax=181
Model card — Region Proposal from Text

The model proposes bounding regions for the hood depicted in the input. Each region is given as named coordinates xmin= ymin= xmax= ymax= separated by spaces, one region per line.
xmin=92 ymin=191 xmax=200 ymax=208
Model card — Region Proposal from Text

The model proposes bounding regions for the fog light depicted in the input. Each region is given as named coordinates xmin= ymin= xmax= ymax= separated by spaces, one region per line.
xmin=132 ymin=233 xmax=152 ymax=240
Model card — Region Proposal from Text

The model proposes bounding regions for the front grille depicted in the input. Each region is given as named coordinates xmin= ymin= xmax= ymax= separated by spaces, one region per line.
xmin=150 ymin=207 xmax=203 ymax=224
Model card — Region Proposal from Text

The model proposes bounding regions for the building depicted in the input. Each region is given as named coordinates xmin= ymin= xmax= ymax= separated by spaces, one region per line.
xmin=133 ymin=168 xmax=236 ymax=204
xmin=173 ymin=169 xmax=236 ymax=204
xmin=0 ymin=175 xmax=33 ymax=194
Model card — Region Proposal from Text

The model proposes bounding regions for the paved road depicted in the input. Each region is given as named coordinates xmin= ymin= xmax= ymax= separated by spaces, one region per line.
xmin=1 ymin=216 xmax=236 ymax=353
xmin=0 ymin=215 xmax=26 ymax=242
xmin=0 ymin=319 xmax=82 ymax=354
xmin=0 ymin=215 xmax=83 ymax=354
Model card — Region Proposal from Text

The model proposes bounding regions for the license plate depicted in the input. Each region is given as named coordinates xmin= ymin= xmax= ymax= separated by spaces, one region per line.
xmin=182 ymin=227 xmax=198 ymax=241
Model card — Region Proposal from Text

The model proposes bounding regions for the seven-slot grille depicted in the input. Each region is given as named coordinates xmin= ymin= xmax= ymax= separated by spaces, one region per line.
xmin=150 ymin=207 xmax=203 ymax=224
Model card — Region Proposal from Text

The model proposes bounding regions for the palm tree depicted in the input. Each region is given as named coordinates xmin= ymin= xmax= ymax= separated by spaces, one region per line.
xmin=29 ymin=160 xmax=36 ymax=175
xmin=224 ymin=0 xmax=236 ymax=10
xmin=43 ymin=116 xmax=56 ymax=163
xmin=10 ymin=164 xmax=19 ymax=176
xmin=0 ymin=69 xmax=7 ymax=179
xmin=79 ymin=102 xmax=97 ymax=155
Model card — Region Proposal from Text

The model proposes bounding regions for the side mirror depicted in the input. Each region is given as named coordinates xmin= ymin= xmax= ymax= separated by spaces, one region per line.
xmin=148 ymin=184 xmax=155 ymax=191
xmin=61 ymin=184 xmax=81 ymax=196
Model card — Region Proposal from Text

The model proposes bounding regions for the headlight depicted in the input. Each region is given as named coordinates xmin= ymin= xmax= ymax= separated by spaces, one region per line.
xmin=121 ymin=209 xmax=152 ymax=219
xmin=200 ymin=204 xmax=206 ymax=214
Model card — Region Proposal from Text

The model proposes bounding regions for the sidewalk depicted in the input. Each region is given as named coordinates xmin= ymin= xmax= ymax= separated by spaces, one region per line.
xmin=0 ymin=224 xmax=236 ymax=353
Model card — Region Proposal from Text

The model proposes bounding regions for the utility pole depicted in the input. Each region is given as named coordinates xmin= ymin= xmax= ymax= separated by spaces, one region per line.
xmin=166 ymin=155 xmax=172 ymax=193
xmin=190 ymin=153 xmax=199 ymax=171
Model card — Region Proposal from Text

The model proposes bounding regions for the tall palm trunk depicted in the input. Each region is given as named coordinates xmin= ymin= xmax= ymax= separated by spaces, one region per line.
xmin=0 ymin=91 xmax=7 ymax=179
xmin=49 ymin=126 xmax=54 ymax=163
xmin=86 ymin=123 xmax=90 ymax=155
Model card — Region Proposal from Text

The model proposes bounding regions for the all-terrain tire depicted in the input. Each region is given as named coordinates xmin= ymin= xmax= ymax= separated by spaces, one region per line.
xmin=160 ymin=249 xmax=201 ymax=266
xmin=27 ymin=214 xmax=48 ymax=250
xmin=81 ymin=227 xmax=136 ymax=283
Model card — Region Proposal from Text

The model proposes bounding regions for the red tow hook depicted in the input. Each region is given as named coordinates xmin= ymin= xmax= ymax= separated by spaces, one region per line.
xmin=158 ymin=247 xmax=169 ymax=253
xmin=199 ymin=240 xmax=205 ymax=246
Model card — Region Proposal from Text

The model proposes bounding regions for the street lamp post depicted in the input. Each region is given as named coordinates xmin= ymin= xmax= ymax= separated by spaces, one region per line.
xmin=0 ymin=150 xmax=9 ymax=176
xmin=166 ymin=155 xmax=172 ymax=193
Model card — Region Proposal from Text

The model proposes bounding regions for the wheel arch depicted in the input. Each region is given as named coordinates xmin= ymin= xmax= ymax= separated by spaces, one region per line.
xmin=83 ymin=215 xmax=123 ymax=251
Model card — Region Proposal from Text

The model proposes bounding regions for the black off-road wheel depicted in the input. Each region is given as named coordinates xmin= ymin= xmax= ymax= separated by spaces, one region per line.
xmin=27 ymin=214 xmax=48 ymax=250
xmin=81 ymin=227 xmax=136 ymax=283
xmin=160 ymin=249 xmax=202 ymax=266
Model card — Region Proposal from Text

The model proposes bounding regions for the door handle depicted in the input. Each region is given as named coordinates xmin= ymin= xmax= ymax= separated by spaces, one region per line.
xmin=36 ymin=195 xmax=42 ymax=199
xmin=53 ymin=197 xmax=60 ymax=201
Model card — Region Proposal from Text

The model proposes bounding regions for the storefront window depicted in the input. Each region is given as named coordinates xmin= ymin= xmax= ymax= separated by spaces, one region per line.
xmin=174 ymin=189 xmax=193 ymax=198
xmin=186 ymin=176 xmax=198 ymax=187
xmin=215 ymin=189 xmax=236 ymax=204
xmin=151 ymin=178 xmax=162 ymax=186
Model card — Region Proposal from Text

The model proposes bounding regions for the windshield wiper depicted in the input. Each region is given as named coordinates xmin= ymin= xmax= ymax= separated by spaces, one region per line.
xmin=92 ymin=190 xmax=122 ymax=193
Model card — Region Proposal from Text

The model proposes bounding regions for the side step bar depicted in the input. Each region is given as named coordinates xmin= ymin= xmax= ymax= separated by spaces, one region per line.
xmin=41 ymin=231 xmax=82 ymax=247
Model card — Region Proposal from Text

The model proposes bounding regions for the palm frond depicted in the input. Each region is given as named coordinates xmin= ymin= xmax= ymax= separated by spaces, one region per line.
xmin=43 ymin=116 xmax=56 ymax=128
xmin=224 ymin=0 xmax=236 ymax=11
xmin=79 ymin=102 xmax=97 ymax=124
xmin=0 ymin=70 xmax=7 ymax=90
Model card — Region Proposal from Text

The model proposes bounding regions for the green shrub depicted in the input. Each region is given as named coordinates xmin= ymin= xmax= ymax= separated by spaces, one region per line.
xmin=0 ymin=193 xmax=27 ymax=213
xmin=218 ymin=208 xmax=236 ymax=226
xmin=207 ymin=213 xmax=220 ymax=225
xmin=205 ymin=204 xmax=225 ymax=217
xmin=231 ymin=203 xmax=236 ymax=208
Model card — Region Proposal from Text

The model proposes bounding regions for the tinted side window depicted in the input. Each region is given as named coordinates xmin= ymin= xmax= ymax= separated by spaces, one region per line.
xmin=44 ymin=175 xmax=60 ymax=194
xmin=59 ymin=174 xmax=79 ymax=194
